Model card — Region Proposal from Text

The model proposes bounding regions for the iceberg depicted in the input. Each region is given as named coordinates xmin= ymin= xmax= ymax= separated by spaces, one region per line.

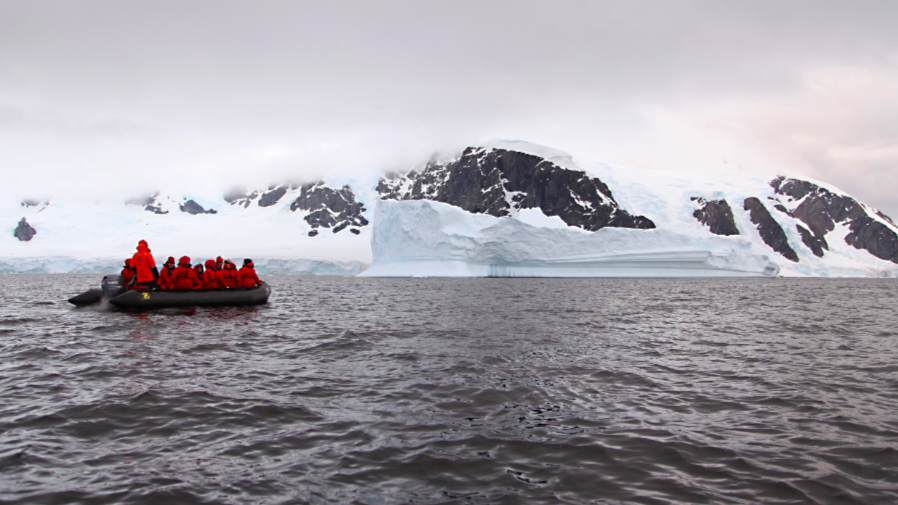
xmin=360 ymin=200 xmax=780 ymax=278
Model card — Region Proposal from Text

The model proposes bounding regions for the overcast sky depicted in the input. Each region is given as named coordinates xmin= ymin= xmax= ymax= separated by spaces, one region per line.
xmin=1 ymin=1 xmax=896 ymax=216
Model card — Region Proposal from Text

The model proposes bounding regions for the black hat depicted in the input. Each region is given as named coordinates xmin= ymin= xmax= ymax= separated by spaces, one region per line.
xmin=243 ymin=258 xmax=253 ymax=265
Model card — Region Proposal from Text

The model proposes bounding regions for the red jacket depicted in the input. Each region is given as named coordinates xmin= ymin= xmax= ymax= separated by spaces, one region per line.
xmin=202 ymin=270 xmax=224 ymax=289
xmin=159 ymin=265 xmax=176 ymax=289
xmin=193 ymin=265 xmax=205 ymax=289
xmin=172 ymin=264 xmax=201 ymax=290
xmin=121 ymin=259 xmax=135 ymax=288
xmin=131 ymin=242 xmax=156 ymax=283
xmin=238 ymin=264 xmax=262 ymax=288
xmin=219 ymin=263 xmax=240 ymax=288
xmin=202 ymin=260 xmax=223 ymax=289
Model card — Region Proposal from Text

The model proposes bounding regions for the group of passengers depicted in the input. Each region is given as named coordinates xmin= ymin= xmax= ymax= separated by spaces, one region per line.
xmin=121 ymin=240 xmax=263 ymax=291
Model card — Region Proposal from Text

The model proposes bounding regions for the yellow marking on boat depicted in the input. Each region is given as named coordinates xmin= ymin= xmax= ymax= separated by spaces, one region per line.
xmin=142 ymin=293 xmax=150 ymax=299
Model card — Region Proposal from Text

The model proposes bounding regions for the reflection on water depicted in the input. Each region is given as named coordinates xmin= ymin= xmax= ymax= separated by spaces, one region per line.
xmin=1 ymin=274 xmax=897 ymax=504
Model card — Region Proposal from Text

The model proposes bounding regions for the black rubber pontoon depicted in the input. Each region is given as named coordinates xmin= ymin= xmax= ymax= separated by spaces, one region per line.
xmin=68 ymin=275 xmax=129 ymax=306
xmin=68 ymin=288 xmax=104 ymax=306
xmin=108 ymin=284 xmax=271 ymax=309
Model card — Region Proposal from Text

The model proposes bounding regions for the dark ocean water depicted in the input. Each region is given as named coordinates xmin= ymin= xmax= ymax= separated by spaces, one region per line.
xmin=1 ymin=275 xmax=898 ymax=505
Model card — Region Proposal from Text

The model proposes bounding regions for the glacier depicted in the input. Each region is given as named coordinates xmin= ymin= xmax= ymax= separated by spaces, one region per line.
xmin=359 ymin=200 xmax=780 ymax=278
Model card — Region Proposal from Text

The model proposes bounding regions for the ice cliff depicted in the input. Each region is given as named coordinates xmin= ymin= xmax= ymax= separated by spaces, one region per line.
xmin=360 ymin=200 xmax=780 ymax=278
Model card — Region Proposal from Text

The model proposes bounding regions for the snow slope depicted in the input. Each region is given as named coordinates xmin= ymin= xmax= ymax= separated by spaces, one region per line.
xmin=576 ymin=161 xmax=898 ymax=277
xmin=360 ymin=200 xmax=780 ymax=278
xmin=0 ymin=177 xmax=378 ymax=274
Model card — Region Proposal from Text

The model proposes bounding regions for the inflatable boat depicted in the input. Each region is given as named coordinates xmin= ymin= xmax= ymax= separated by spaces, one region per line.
xmin=68 ymin=275 xmax=271 ymax=309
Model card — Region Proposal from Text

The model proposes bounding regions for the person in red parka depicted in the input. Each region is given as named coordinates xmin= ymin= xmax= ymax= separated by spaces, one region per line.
xmin=202 ymin=259 xmax=224 ymax=289
xmin=131 ymin=240 xmax=158 ymax=290
xmin=219 ymin=259 xmax=240 ymax=288
xmin=214 ymin=256 xmax=224 ymax=271
xmin=238 ymin=258 xmax=262 ymax=288
xmin=158 ymin=257 xmax=176 ymax=290
xmin=171 ymin=256 xmax=201 ymax=290
xmin=193 ymin=263 xmax=205 ymax=289
xmin=121 ymin=258 xmax=136 ymax=290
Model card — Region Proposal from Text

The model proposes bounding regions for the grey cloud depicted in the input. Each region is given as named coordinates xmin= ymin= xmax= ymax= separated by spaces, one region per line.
xmin=0 ymin=0 xmax=896 ymax=210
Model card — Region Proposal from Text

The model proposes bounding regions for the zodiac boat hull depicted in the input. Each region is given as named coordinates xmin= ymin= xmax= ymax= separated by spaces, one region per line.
xmin=108 ymin=284 xmax=271 ymax=309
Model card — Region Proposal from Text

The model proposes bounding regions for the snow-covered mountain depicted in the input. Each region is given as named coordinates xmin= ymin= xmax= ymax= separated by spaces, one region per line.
xmin=4 ymin=140 xmax=898 ymax=277
xmin=1 ymin=181 xmax=376 ymax=274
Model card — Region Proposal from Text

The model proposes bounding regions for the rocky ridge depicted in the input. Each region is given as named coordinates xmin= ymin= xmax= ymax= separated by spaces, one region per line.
xmin=289 ymin=182 xmax=368 ymax=236
xmin=223 ymin=181 xmax=369 ymax=236
xmin=770 ymin=177 xmax=898 ymax=264
xmin=377 ymin=146 xmax=655 ymax=231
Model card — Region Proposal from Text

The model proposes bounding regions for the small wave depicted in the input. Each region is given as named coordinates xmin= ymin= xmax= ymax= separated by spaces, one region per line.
xmin=0 ymin=317 xmax=40 ymax=326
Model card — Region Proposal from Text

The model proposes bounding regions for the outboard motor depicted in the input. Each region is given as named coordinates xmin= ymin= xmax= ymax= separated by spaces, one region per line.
xmin=101 ymin=275 xmax=127 ymax=300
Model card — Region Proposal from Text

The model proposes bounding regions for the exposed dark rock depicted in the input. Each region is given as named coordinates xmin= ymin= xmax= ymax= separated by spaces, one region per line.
xmin=773 ymin=204 xmax=789 ymax=214
xmin=845 ymin=216 xmax=898 ymax=264
xmin=304 ymin=209 xmax=335 ymax=228
xmin=290 ymin=182 xmax=368 ymax=234
xmin=350 ymin=228 xmax=360 ymax=235
xmin=796 ymin=224 xmax=827 ymax=258
xmin=744 ymin=197 xmax=799 ymax=262
xmin=771 ymin=177 xmax=860 ymax=237
xmin=21 ymin=199 xmax=42 ymax=208
xmin=378 ymin=147 xmax=654 ymax=232
xmin=772 ymin=176 xmax=898 ymax=264
xmin=14 ymin=218 xmax=36 ymax=241
xmin=224 ymin=187 xmax=259 ymax=208
xmin=691 ymin=197 xmax=739 ymax=236
xmin=308 ymin=230 xmax=319 ymax=237
xmin=145 ymin=203 xmax=167 ymax=215
xmin=179 ymin=200 xmax=217 ymax=215
xmin=126 ymin=193 xmax=168 ymax=214
xmin=259 ymin=186 xmax=288 ymax=208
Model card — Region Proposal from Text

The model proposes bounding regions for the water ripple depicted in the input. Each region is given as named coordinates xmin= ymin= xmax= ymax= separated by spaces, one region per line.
xmin=0 ymin=275 xmax=897 ymax=504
